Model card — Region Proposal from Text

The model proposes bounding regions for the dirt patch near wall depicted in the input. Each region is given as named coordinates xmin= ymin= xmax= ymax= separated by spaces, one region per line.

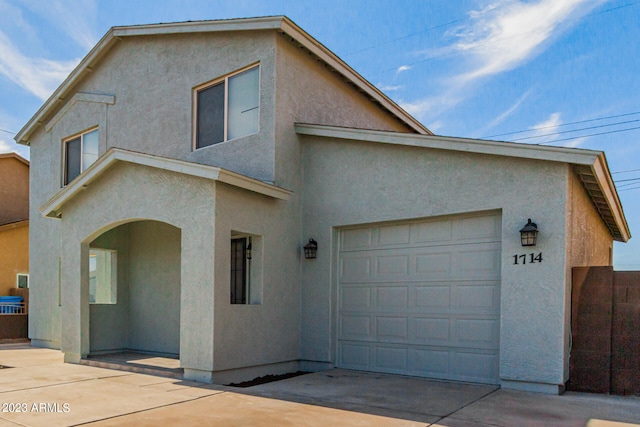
xmin=227 ymin=371 xmax=309 ymax=388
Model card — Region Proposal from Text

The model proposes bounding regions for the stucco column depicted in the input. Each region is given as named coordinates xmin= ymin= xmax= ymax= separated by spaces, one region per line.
xmin=61 ymin=239 xmax=90 ymax=362
xmin=179 ymin=222 xmax=215 ymax=383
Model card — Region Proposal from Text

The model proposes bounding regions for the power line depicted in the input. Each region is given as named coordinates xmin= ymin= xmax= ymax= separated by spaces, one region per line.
xmin=511 ymin=119 xmax=640 ymax=142
xmin=612 ymin=168 xmax=640 ymax=175
xmin=615 ymin=177 xmax=640 ymax=183
xmin=537 ymin=125 xmax=640 ymax=145
xmin=0 ymin=129 xmax=16 ymax=135
xmin=482 ymin=111 xmax=640 ymax=139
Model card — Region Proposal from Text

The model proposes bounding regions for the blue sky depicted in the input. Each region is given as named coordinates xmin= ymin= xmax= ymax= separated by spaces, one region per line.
xmin=1 ymin=0 xmax=638 ymax=268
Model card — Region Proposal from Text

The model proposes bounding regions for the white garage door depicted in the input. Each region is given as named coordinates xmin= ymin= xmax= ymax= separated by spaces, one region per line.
xmin=337 ymin=212 xmax=501 ymax=384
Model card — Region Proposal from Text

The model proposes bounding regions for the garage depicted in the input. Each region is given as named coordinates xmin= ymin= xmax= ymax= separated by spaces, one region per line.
xmin=337 ymin=211 xmax=502 ymax=384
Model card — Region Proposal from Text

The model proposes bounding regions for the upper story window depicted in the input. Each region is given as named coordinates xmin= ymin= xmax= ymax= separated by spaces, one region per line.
xmin=195 ymin=64 xmax=259 ymax=149
xmin=64 ymin=128 xmax=98 ymax=185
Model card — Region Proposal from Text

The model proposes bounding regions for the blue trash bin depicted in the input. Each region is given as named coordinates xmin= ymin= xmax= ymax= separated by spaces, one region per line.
xmin=0 ymin=296 xmax=23 ymax=314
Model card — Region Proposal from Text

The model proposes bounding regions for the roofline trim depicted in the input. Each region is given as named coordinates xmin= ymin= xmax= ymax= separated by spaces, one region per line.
xmin=0 ymin=152 xmax=29 ymax=166
xmin=40 ymin=148 xmax=292 ymax=218
xmin=295 ymin=123 xmax=602 ymax=164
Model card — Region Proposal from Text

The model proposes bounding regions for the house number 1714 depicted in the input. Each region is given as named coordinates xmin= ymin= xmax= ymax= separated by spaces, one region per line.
xmin=513 ymin=253 xmax=543 ymax=265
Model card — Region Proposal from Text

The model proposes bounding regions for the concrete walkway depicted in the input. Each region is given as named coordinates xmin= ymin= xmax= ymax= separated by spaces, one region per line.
xmin=0 ymin=343 xmax=638 ymax=426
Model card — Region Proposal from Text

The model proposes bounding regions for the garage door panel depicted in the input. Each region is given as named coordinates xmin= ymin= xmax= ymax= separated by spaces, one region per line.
xmin=414 ymin=317 xmax=450 ymax=342
xmin=340 ymin=287 xmax=372 ymax=310
xmin=410 ymin=348 xmax=450 ymax=377
xmin=376 ymin=254 xmax=410 ymax=276
xmin=375 ymin=346 xmax=408 ymax=372
xmin=378 ymin=223 xmax=411 ymax=246
xmin=376 ymin=317 xmax=409 ymax=341
xmin=455 ymin=318 xmax=499 ymax=348
xmin=339 ymin=342 xmax=371 ymax=370
xmin=341 ymin=228 xmax=373 ymax=250
xmin=376 ymin=286 xmax=409 ymax=309
xmin=415 ymin=252 xmax=453 ymax=277
xmin=415 ymin=220 xmax=454 ymax=244
xmin=340 ymin=315 xmax=372 ymax=339
xmin=415 ymin=285 xmax=451 ymax=309
xmin=340 ymin=256 xmax=371 ymax=281
xmin=454 ymin=283 xmax=500 ymax=312
xmin=454 ymin=244 xmax=501 ymax=280
xmin=338 ymin=212 xmax=501 ymax=384
xmin=457 ymin=215 xmax=501 ymax=241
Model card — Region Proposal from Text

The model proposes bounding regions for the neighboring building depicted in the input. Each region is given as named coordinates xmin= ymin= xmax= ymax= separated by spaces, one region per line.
xmin=0 ymin=153 xmax=29 ymax=296
xmin=15 ymin=17 xmax=629 ymax=394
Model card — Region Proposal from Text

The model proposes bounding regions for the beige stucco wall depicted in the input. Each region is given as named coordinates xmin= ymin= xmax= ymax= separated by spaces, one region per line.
xmin=0 ymin=222 xmax=29 ymax=296
xmin=213 ymin=182 xmax=298 ymax=377
xmin=0 ymin=156 xmax=29 ymax=226
xmin=561 ymin=168 xmax=614 ymax=382
xmin=50 ymin=162 xmax=217 ymax=382
xmin=300 ymin=137 xmax=573 ymax=390
xmin=567 ymin=170 xmax=613 ymax=268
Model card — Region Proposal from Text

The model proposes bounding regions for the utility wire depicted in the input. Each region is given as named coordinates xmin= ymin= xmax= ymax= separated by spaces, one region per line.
xmin=482 ymin=111 xmax=640 ymax=139
xmin=612 ymin=168 xmax=640 ymax=174
xmin=511 ymin=119 xmax=640 ymax=142
xmin=0 ymin=129 xmax=16 ymax=135
xmin=537 ymin=125 xmax=640 ymax=145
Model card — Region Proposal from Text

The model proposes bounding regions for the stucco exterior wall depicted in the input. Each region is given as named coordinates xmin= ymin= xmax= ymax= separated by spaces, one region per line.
xmin=300 ymin=137 xmax=571 ymax=389
xmin=28 ymin=129 xmax=63 ymax=348
xmin=49 ymin=161 xmax=216 ymax=380
xmin=128 ymin=220 xmax=181 ymax=355
xmin=0 ymin=222 xmax=29 ymax=296
xmin=89 ymin=224 xmax=130 ymax=352
xmin=69 ymin=32 xmax=278 ymax=183
xmin=0 ymin=156 xmax=29 ymax=225
xmin=213 ymin=183 xmax=298 ymax=375
xmin=273 ymin=34 xmax=412 ymax=189
xmin=561 ymin=168 xmax=614 ymax=382
xmin=567 ymin=170 xmax=613 ymax=267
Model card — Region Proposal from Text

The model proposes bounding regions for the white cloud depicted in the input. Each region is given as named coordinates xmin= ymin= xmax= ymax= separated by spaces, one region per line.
xmin=401 ymin=0 xmax=605 ymax=128
xmin=0 ymin=30 xmax=79 ymax=100
xmin=377 ymin=84 xmax=403 ymax=92
xmin=396 ymin=65 xmax=411 ymax=74
xmin=0 ymin=138 xmax=11 ymax=153
xmin=20 ymin=0 xmax=99 ymax=51
xmin=522 ymin=112 xmax=563 ymax=144
xmin=452 ymin=0 xmax=605 ymax=85
xmin=475 ymin=89 xmax=533 ymax=137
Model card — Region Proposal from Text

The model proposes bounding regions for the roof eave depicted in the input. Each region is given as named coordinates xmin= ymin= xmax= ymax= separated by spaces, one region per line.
xmin=40 ymin=148 xmax=291 ymax=218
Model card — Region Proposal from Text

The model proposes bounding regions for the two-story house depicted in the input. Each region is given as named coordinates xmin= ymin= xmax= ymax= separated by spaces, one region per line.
xmin=15 ymin=17 xmax=629 ymax=394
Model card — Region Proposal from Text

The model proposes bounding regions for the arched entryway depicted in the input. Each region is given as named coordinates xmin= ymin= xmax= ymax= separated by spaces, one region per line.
xmin=87 ymin=220 xmax=181 ymax=359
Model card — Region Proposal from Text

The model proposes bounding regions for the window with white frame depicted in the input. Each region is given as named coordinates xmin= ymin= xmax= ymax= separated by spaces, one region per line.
xmin=16 ymin=273 xmax=29 ymax=289
xmin=89 ymin=248 xmax=117 ymax=304
xmin=195 ymin=65 xmax=259 ymax=149
xmin=65 ymin=128 xmax=99 ymax=185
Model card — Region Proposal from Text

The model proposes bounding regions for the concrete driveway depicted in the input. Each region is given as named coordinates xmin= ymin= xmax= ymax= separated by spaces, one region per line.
xmin=0 ymin=343 xmax=638 ymax=426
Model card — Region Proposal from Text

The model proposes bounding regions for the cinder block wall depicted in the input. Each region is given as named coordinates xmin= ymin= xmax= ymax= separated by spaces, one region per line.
xmin=570 ymin=267 xmax=640 ymax=395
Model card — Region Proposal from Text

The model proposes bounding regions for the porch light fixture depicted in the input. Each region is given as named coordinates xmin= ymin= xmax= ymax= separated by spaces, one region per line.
xmin=519 ymin=219 xmax=539 ymax=247
xmin=303 ymin=239 xmax=318 ymax=259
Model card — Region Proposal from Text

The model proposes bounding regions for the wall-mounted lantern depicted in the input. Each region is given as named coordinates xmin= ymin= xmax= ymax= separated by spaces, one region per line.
xmin=303 ymin=239 xmax=318 ymax=259
xmin=519 ymin=219 xmax=539 ymax=247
